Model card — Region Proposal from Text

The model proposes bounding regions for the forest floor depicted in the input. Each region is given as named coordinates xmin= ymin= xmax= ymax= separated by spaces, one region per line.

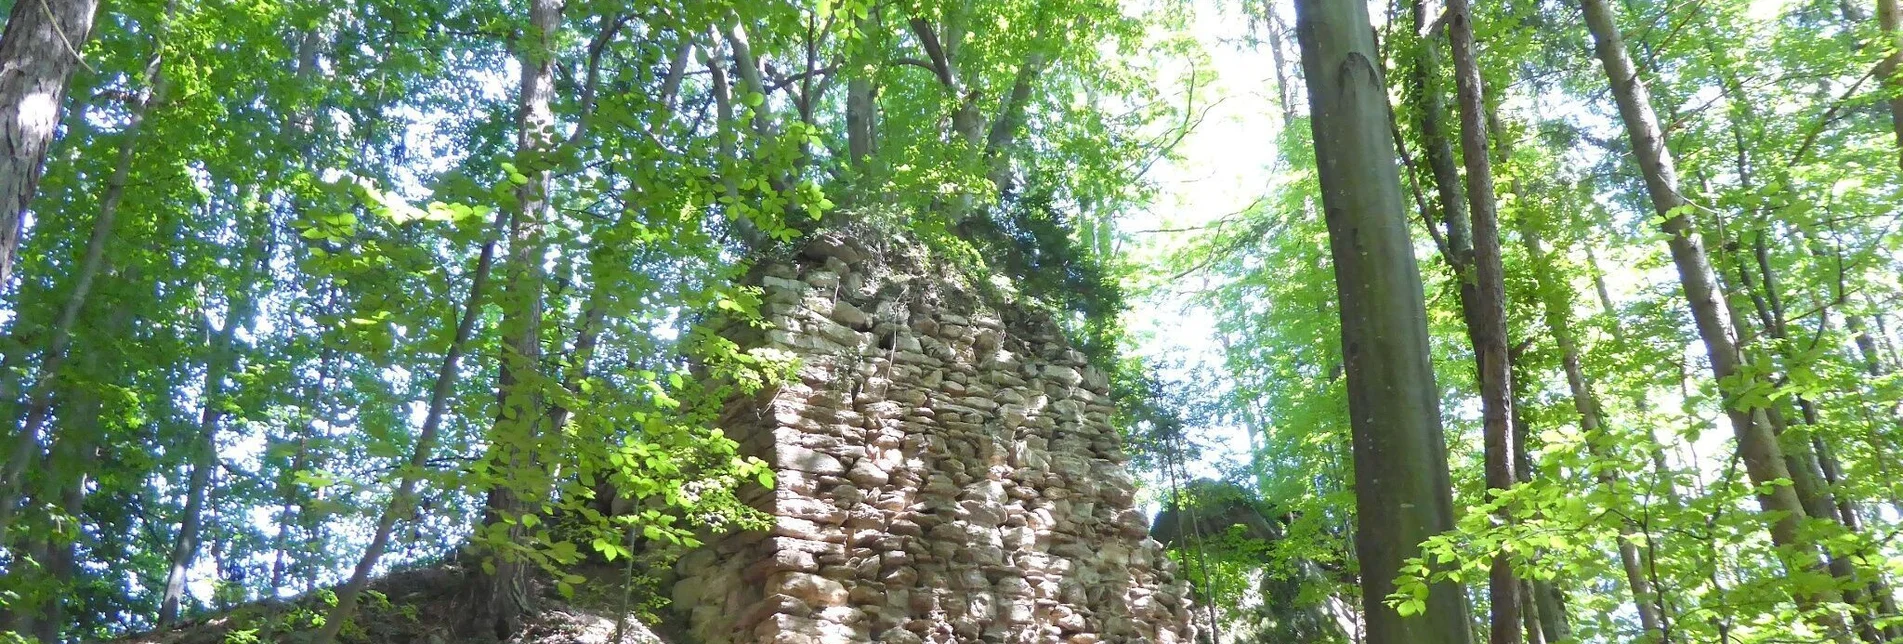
xmin=109 ymin=565 xmax=680 ymax=644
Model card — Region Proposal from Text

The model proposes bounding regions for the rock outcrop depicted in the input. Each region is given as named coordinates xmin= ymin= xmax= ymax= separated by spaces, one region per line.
xmin=671 ymin=234 xmax=1195 ymax=643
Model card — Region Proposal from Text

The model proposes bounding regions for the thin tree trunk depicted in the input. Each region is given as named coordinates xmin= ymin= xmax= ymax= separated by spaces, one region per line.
xmin=1577 ymin=0 xmax=1849 ymax=635
xmin=984 ymin=52 xmax=1045 ymax=189
xmin=0 ymin=0 xmax=101 ymax=291
xmin=317 ymin=220 xmax=505 ymax=644
xmin=0 ymin=25 xmax=166 ymax=545
xmin=1292 ymin=0 xmax=1474 ymax=641
xmin=1264 ymin=5 xmax=1299 ymax=127
xmin=1521 ymin=221 xmax=1666 ymax=640
xmin=1729 ymin=254 xmax=1882 ymax=642
xmin=1851 ymin=312 xmax=1891 ymax=377
xmin=268 ymin=436 xmax=309 ymax=593
xmin=1586 ymin=247 xmax=1681 ymax=504
xmin=1442 ymin=1 xmax=1519 ymax=638
xmin=34 ymin=453 xmax=84 ymax=642
xmin=1708 ymin=35 xmax=1896 ymax=629
xmin=158 ymin=213 xmax=267 ymax=626
xmin=463 ymin=0 xmax=561 ymax=637
xmin=1485 ymin=97 xmax=1576 ymax=644
xmin=1508 ymin=349 xmax=1551 ymax=644
xmin=270 ymin=343 xmax=337 ymax=595
xmin=1879 ymin=311 xmax=1903 ymax=371
xmin=264 ymin=25 xmax=331 ymax=598
xmin=844 ymin=6 xmax=878 ymax=173
xmin=1518 ymin=581 xmax=1545 ymax=644
xmin=1738 ymin=230 xmax=1899 ymax=643
xmin=1403 ymin=0 xmax=1472 ymax=269
xmin=1 ymin=354 xmax=105 ymax=638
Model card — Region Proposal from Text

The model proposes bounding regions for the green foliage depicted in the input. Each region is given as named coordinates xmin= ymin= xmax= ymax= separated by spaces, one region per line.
xmin=1134 ymin=0 xmax=1903 ymax=640
xmin=4 ymin=0 xmax=1902 ymax=640
xmin=0 ymin=0 xmax=1178 ymax=638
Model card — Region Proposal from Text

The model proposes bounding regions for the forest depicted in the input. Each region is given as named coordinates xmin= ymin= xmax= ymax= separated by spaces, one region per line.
xmin=0 ymin=0 xmax=1900 ymax=640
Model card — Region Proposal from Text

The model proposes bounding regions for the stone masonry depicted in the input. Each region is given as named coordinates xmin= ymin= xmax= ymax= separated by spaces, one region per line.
xmin=670 ymin=234 xmax=1195 ymax=643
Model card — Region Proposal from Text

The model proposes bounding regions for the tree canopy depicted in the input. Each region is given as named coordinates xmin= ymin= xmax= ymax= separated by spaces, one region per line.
xmin=0 ymin=0 xmax=1902 ymax=642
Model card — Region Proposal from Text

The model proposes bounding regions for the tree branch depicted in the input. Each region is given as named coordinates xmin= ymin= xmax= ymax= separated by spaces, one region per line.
xmin=565 ymin=12 xmax=634 ymax=148
xmin=907 ymin=17 xmax=955 ymax=89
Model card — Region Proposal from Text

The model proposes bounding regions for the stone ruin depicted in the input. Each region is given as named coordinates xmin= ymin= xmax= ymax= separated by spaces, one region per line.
xmin=669 ymin=233 xmax=1196 ymax=643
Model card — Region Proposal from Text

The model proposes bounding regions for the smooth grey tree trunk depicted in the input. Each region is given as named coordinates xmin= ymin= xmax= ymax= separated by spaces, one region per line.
xmin=1292 ymin=0 xmax=1474 ymax=641
xmin=1578 ymin=0 xmax=1849 ymax=636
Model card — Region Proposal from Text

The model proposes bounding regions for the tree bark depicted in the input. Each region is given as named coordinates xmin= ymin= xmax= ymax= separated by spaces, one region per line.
xmin=0 ymin=0 xmax=101 ymax=292
xmin=1 ymin=309 xmax=112 ymax=639
xmin=1736 ymin=230 xmax=1899 ymax=643
xmin=158 ymin=212 xmax=267 ymax=627
xmin=1441 ymin=1 xmax=1520 ymax=639
xmin=1292 ymin=0 xmax=1474 ymax=641
xmin=1577 ymin=0 xmax=1849 ymax=635
xmin=463 ymin=0 xmax=561 ymax=638
xmin=1585 ymin=247 xmax=1681 ymax=503
xmin=1403 ymin=0 xmax=1472 ymax=268
xmin=1520 ymin=220 xmax=1666 ymax=640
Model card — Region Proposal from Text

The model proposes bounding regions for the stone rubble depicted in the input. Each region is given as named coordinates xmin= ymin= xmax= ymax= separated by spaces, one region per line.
xmin=673 ymin=234 xmax=1195 ymax=644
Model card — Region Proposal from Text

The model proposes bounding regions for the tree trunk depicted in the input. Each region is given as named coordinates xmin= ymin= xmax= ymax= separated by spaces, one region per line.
xmin=1508 ymin=350 xmax=1559 ymax=644
xmin=1736 ymin=230 xmax=1899 ymax=643
xmin=1877 ymin=0 xmax=1903 ymax=169
xmin=1731 ymin=257 xmax=1884 ymax=643
xmin=271 ymin=342 xmax=338 ymax=595
xmin=1441 ymin=1 xmax=1520 ymax=639
xmin=0 ymin=29 xmax=166 ymax=544
xmin=1403 ymin=0 xmax=1472 ymax=268
xmin=1520 ymin=220 xmax=1666 ymax=640
xmin=0 ymin=0 xmax=101 ymax=292
xmin=463 ymin=0 xmax=561 ymax=638
xmin=846 ymin=75 xmax=874 ymax=167
xmin=159 ymin=219 xmax=266 ymax=627
xmin=1 ymin=353 xmax=105 ymax=639
xmin=1292 ymin=0 xmax=1475 ymax=641
xmin=319 ymin=219 xmax=505 ymax=644
xmin=1585 ymin=247 xmax=1681 ymax=503
xmin=844 ymin=8 xmax=876 ymax=172
xmin=1577 ymin=0 xmax=1849 ymax=635
xmin=1708 ymin=34 xmax=1895 ymax=629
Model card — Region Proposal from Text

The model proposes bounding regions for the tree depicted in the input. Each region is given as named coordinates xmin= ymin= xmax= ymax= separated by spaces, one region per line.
xmin=461 ymin=0 xmax=563 ymax=636
xmin=1444 ymin=1 xmax=1519 ymax=639
xmin=1877 ymin=0 xmax=1903 ymax=169
xmin=1292 ymin=0 xmax=1475 ymax=640
xmin=1577 ymin=0 xmax=1849 ymax=635
xmin=0 ymin=0 xmax=101 ymax=292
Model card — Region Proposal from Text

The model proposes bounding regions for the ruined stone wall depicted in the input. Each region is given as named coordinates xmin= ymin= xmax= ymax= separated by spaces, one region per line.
xmin=670 ymin=234 xmax=1194 ymax=644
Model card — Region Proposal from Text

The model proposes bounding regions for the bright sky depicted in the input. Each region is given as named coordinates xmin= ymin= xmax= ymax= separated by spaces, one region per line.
xmin=1122 ymin=0 xmax=1292 ymax=482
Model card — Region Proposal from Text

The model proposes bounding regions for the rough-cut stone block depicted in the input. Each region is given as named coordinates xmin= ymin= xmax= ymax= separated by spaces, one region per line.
xmin=773 ymin=443 xmax=845 ymax=475
xmin=772 ymin=571 xmax=849 ymax=607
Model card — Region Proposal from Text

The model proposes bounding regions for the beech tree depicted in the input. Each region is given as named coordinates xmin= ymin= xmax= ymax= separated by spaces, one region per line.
xmin=1292 ymin=0 xmax=1474 ymax=641
xmin=2 ymin=0 xmax=1902 ymax=642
